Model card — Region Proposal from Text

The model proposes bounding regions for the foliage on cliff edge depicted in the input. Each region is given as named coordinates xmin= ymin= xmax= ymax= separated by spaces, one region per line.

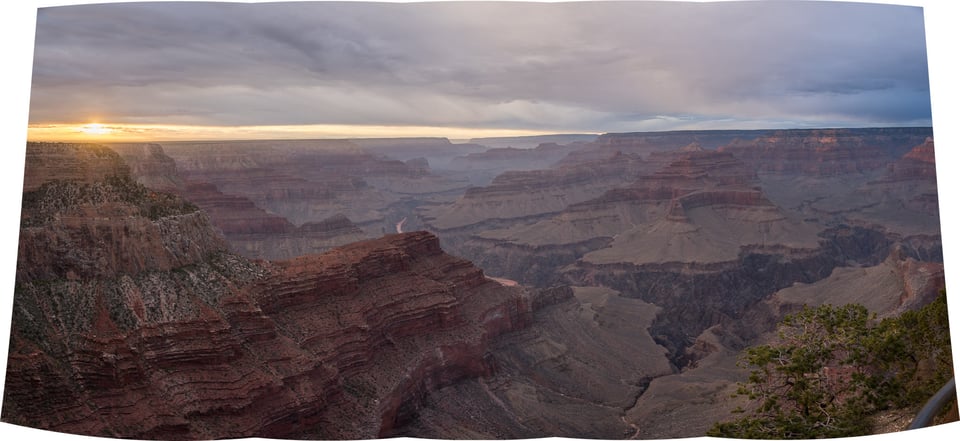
xmin=709 ymin=292 xmax=954 ymax=438
xmin=20 ymin=174 xmax=198 ymax=226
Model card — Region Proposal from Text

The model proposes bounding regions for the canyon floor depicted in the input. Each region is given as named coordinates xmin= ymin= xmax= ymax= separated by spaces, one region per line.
xmin=3 ymin=127 xmax=951 ymax=439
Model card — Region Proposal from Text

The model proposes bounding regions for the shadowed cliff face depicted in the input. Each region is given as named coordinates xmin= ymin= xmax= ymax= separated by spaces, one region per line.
xmin=113 ymin=140 xmax=473 ymax=261
xmin=160 ymin=139 xmax=470 ymax=232
xmin=407 ymin=128 xmax=945 ymax=436
xmin=111 ymin=142 xmax=383 ymax=260
xmin=4 ymin=143 xmax=538 ymax=440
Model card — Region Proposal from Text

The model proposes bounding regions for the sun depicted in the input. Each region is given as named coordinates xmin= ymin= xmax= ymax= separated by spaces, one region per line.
xmin=78 ymin=123 xmax=113 ymax=135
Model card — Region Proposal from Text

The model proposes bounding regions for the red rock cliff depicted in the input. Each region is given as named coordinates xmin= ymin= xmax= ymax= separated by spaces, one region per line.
xmin=719 ymin=130 xmax=896 ymax=176
xmin=3 ymin=143 xmax=535 ymax=440
xmin=884 ymin=137 xmax=937 ymax=182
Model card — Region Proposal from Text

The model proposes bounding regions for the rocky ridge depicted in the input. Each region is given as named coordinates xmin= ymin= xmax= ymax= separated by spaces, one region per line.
xmin=421 ymin=151 xmax=649 ymax=232
xmin=109 ymin=142 xmax=381 ymax=260
xmin=21 ymin=142 xmax=130 ymax=192
xmin=4 ymin=143 xmax=544 ymax=440
xmin=415 ymin=129 xmax=944 ymax=408
xmin=175 ymin=181 xmax=369 ymax=260
xmin=160 ymin=139 xmax=472 ymax=249
xmin=6 ymin=128 xmax=946 ymax=439
xmin=450 ymin=150 xmax=819 ymax=286
xmin=447 ymin=142 xmax=584 ymax=174
xmin=161 ymin=140 xmax=390 ymax=228
xmin=110 ymin=143 xmax=183 ymax=191
xmin=717 ymin=128 xmax=932 ymax=176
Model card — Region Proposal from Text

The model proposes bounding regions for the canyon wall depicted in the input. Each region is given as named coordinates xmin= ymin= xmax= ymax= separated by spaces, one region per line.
xmin=4 ymin=143 xmax=540 ymax=440
xmin=413 ymin=128 xmax=945 ymax=421
xmin=5 ymin=127 xmax=946 ymax=439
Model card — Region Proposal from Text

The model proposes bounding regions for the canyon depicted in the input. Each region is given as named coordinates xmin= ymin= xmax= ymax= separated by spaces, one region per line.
xmin=3 ymin=126 xmax=949 ymax=439
xmin=5 ymin=143 xmax=555 ymax=439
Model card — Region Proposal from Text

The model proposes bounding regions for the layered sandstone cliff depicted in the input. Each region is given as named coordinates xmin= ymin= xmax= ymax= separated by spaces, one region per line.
xmin=885 ymin=137 xmax=937 ymax=182
xmin=109 ymin=143 xmax=183 ymax=191
xmin=553 ymin=130 xmax=774 ymax=167
xmin=452 ymin=150 xmax=819 ymax=286
xmin=162 ymin=140 xmax=387 ymax=228
xmin=866 ymin=138 xmax=940 ymax=219
xmin=162 ymin=139 xmax=467 ymax=231
xmin=420 ymin=151 xmax=649 ymax=231
xmin=176 ymin=181 xmax=370 ymax=260
xmin=107 ymin=143 xmax=376 ymax=261
xmin=424 ymin=131 xmax=942 ymax=382
xmin=21 ymin=142 xmax=130 ymax=192
xmin=755 ymin=137 xmax=941 ymax=237
xmin=447 ymin=142 xmax=583 ymax=173
xmin=5 ymin=128 xmax=945 ymax=440
xmin=717 ymin=128 xmax=932 ymax=176
xmin=4 ymin=143 xmax=539 ymax=440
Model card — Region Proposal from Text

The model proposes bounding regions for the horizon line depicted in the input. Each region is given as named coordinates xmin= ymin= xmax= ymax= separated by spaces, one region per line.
xmin=25 ymin=124 xmax=935 ymax=145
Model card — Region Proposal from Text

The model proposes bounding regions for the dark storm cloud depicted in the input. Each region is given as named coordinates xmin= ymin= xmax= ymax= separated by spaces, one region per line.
xmin=28 ymin=1 xmax=932 ymax=130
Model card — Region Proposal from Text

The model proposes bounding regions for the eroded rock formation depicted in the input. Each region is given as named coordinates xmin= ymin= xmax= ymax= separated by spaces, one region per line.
xmin=108 ymin=143 xmax=377 ymax=261
xmin=5 ymin=127 xmax=946 ymax=440
xmin=4 ymin=143 xmax=541 ymax=440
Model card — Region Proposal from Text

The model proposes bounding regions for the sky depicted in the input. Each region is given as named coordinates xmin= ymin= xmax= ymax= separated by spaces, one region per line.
xmin=20 ymin=0 xmax=938 ymax=142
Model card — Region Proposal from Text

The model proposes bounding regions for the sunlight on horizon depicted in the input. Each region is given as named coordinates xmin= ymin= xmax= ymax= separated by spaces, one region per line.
xmin=27 ymin=123 xmax=568 ymax=143
xmin=78 ymin=123 xmax=112 ymax=136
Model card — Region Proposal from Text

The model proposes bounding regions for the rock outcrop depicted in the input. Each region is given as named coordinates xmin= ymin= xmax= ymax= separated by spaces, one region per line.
xmin=4 ymin=143 xmax=539 ymax=440
xmin=421 ymin=151 xmax=648 ymax=232
xmin=718 ymin=128 xmax=932 ymax=176
xmin=18 ymin=144 xmax=222 ymax=281
xmin=108 ymin=143 xmax=377 ymax=261
xmin=162 ymin=139 xmax=470 ymax=238
xmin=109 ymin=143 xmax=183 ymax=191
xmin=161 ymin=140 xmax=388 ymax=228
xmin=351 ymin=137 xmax=487 ymax=168
xmin=450 ymin=150 xmax=819 ymax=286
xmin=394 ymin=284 xmax=678 ymax=439
xmin=21 ymin=142 xmax=130 ymax=192
xmin=447 ymin=142 xmax=583 ymax=174
xmin=424 ymin=131 xmax=942 ymax=379
xmin=884 ymin=137 xmax=937 ymax=182
xmin=175 ymin=181 xmax=370 ymax=260
xmin=6 ymin=126 xmax=945 ymax=440
xmin=177 ymin=181 xmax=296 ymax=235
xmin=754 ymin=137 xmax=942 ymax=237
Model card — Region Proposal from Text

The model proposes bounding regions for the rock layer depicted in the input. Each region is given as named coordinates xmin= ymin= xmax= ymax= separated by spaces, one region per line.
xmin=4 ymin=143 xmax=539 ymax=440
xmin=718 ymin=128 xmax=932 ymax=176
xmin=21 ymin=142 xmax=130 ymax=192
xmin=421 ymin=151 xmax=648 ymax=231
xmin=6 ymin=128 xmax=946 ymax=440
xmin=108 ymin=142 xmax=379 ymax=260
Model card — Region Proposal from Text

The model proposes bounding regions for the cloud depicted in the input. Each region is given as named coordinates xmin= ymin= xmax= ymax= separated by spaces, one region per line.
xmin=28 ymin=1 xmax=932 ymax=132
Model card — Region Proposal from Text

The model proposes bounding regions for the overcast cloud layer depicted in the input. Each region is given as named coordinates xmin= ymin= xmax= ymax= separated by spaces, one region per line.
xmin=28 ymin=1 xmax=933 ymax=133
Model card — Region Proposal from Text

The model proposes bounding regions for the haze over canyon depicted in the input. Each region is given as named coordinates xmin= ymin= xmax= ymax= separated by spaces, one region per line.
xmin=3 ymin=126 xmax=953 ymax=439
xmin=4 ymin=1 xmax=957 ymax=440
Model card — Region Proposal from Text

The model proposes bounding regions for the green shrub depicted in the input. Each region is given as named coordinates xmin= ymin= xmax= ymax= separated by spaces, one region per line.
xmin=709 ymin=292 xmax=953 ymax=438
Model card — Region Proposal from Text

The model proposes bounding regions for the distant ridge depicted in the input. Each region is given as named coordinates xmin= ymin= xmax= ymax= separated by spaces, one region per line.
xmin=595 ymin=127 xmax=934 ymax=151
xmin=597 ymin=126 xmax=933 ymax=141
xmin=469 ymin=133 xmax=599 ymax=149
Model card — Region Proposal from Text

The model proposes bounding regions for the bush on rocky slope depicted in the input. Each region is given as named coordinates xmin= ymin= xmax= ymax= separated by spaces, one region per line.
xmin=21 ymin=174 xmax=198 ymax=226
xmin=709 ymin=292 xmax=954 ymax=438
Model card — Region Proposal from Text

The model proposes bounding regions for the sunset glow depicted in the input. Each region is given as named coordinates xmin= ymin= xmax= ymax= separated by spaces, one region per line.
xmin=27 ymin=123 xmax=562 ymax=143
xmin=78 ymin=123 xmax=112 ymax=135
